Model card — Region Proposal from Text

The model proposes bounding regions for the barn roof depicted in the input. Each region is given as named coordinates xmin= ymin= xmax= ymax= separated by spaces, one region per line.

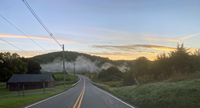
xmin=7 ymin=74 xmax=55 ymax=83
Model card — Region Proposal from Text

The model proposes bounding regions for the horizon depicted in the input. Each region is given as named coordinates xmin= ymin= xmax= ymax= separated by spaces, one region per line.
xmin=0 ymin=44 xmax=192 ymax=61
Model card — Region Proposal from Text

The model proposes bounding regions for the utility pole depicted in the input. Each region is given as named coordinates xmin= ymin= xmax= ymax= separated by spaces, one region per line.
xmin=62 ymin=44 xmax=66 ymax=88
xmin=88 ymin=65 xmax=91 ymax=79
xmin=74 ymin=62 xmax=75 ymax=82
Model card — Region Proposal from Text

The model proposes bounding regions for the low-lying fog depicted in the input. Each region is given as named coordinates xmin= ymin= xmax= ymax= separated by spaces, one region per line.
xmin=41 ymin=56 xmax=130 ymax=73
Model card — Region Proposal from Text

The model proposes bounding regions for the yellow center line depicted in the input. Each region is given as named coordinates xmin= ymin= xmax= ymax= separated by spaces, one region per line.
xmin=77 ymin=79 xmax=85 ymax=108
xmin=73 ymin=78 xmax=85 ymax=108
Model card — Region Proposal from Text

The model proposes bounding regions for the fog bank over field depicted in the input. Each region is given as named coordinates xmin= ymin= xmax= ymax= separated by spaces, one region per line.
xmin=41 ymin=56 xmax=130 ymax=73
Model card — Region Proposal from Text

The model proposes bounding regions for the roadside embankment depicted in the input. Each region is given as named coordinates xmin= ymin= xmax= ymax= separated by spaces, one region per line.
xmin=107 ymin=79 xmax=200 ymax=108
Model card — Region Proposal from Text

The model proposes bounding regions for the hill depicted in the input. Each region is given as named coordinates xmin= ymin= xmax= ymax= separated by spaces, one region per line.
xmin=31 ymin=51 xmax=135 ymax=73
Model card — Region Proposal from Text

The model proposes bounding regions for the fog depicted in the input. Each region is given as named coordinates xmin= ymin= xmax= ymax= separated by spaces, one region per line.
xmin=41 ymin=56 xmax=130 ymax=73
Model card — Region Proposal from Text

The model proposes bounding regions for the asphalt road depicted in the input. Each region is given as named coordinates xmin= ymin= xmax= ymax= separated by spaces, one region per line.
xmin=24 ymin=75 xmax=134 ymax=108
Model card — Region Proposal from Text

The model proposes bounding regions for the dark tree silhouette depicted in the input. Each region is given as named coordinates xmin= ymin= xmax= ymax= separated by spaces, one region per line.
xmin=21 ymin=57 xmax=41 ymax=74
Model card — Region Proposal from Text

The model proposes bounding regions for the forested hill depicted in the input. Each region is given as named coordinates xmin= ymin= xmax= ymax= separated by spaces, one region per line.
xmin=31 ymin=51 xmax=135 ymax=66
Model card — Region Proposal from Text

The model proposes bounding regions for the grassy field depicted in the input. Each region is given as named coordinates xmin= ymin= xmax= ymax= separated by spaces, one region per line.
xmin=0 ymin=84 xmax=71 ymax=96
xmin=54 ymin=73 xmax=77 ymax=84
xmin=0 ymin=73 xmax=77 ymax=108
xmin=105 ymin=78 xmax=200 ymax=108
xmin=54 ymin=73 xmax=76 ymax=81
xmin=0 ymin=90 xmax=64 ymax=108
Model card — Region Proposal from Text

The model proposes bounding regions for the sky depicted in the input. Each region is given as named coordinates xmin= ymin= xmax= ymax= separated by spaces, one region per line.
xmin=0 ymin=0 xmax=200 ymax=60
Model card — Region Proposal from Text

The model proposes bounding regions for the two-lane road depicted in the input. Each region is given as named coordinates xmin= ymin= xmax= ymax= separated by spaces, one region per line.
xmin=25 ymin=75 xmax=134 ymax=108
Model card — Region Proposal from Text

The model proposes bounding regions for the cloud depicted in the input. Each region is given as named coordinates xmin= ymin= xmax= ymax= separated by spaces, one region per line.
xmin=181 ymin=33 xmax=200 ymax=40
xmin=86 ymin=52 xmax=136 ymax=60
xmin=124 ymin=44 xmax=176 ymax=50
xmin=92 ymin=44 xmax=176 ymax=51
xmin=0 ymin=34 xmax=87 ymax=44
xmin=92 ymin=45 xmax=136 ymax=52
xmin=136 ymin=51 xmax=156 ymax=54
xmin=85 ymin=51 xmax=156 ymax=60
xmin=141 ymin=37 xmax=182 ymax=42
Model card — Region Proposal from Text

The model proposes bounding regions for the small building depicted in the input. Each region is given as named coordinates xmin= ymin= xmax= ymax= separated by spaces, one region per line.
xmin=7 ymin=74 xmax=56 ymax=91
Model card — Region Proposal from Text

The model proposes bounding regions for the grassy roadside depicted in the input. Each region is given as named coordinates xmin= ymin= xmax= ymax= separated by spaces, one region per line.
xmin=0 ymin=73 xmax=78 ymax=108
xmin=96 ymin=79 xmax=200 ymax=108
xmin=54 ymin=73 xmax=77 ymax=82
xmin=0 ymin=90 xmax=65 ymax=108
xmin=0 ymin=84 xmax=71 ymax=97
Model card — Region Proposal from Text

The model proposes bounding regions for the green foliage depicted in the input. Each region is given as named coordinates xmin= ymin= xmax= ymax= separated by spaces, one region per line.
xmin=122 ymin=44 xmax=200 ymax=85
xmin=31 ymin=51 xmax=135 ymax=69
xmin=122 ymin=70 xmax=135 ymax=86
xmin=152 ymin=44 xmax=199 ymax=81
xmin=109 ymin=78 xmax=200 ymax=108
xmin=169 ymin=44 xmax=190 ymax=73
xmin=54 ymin=73 xmax=77 ymax=85
xmin=32 ymin=51 xmax=112 ymax=65
xmin=98 ymin=67 xmax=123 ymax=82
xmin=54 ymin=73 xmax=76 ymax=81
xmin=134 ymin=56 xmax=150 ymax=77
xmin=21 ymin=57 xmax=41 ymax=74
xmin=0 ymin=52 xmax=27 ymax=82
xmin=122 ymin=57 xmax=150 ymax=85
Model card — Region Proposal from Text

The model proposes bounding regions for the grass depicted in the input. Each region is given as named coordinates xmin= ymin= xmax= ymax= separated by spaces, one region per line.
xmin=83 ymin=73 xmax=123 ymax=87
xmin=107 ymin=78 xmax=200 ymax=108
xmin=54 ymin=73 xmax=76 ymax=81
xmin=54 ymin=73 xmax=77 ymax=84
xmin=0 ymin=90 xmax=65 ymax=108
xmin=92 ymin=79 xmax=123 ymax=87
xmin=0 ymin=73 xmax=78 ymax=108
xmin=0 ymin=84 xmax=71 ymax=96
xmin=164 ymin=71 xmax=200 ymax=82
xmin=89 ymin=72 xmax=200 ymax=108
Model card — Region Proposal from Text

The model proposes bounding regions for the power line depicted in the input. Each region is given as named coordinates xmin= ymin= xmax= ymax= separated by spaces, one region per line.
xmin=22 ymin=0 xmax=62 ymax=47
xmin=65 ymin=52 xmax=73 ymax=62
xmin=0 ymin=15 xmax=56 ymax=59
xmin=0 ymin=38 xmax=49 ymax=63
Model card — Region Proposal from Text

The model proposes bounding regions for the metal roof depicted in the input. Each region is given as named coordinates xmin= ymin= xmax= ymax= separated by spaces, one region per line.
xmin=7 ymin=74 xmax=55 ymax=83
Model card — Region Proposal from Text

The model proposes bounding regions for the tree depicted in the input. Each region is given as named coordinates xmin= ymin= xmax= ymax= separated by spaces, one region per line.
xmin=0 ymin=52 xmax=27 ymax=82
xmin=189 ymin=49 xmax=200 ymax=73
xmin=168 ymin=44 xmax=190 ymax=73
xmin=98 ymin=67 xmax=123 ymax=81
xmin=20 ymin=57 xmax=41 ymax=74
xmin=122 ymin=70 xmax=135 ymax=86
xmin=134 ymin=56 xmax=150 ymax=78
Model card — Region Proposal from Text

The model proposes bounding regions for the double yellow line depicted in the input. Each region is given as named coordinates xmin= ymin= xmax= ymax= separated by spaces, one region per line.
xmin=73 ymin=78 xmax=85 ymax=108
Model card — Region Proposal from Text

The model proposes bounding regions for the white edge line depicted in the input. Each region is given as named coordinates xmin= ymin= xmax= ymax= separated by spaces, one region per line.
xmin=24 ymin=88 xmax=74 ymax=108
xmin=93 ymin=85 xmax=135 ymax=108
xmin=72 ymin=77 xmax=81 ymax=86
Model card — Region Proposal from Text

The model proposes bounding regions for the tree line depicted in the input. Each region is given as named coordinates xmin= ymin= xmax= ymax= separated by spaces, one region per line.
xmin=98 ymin=44 xmax=200 ymax=86
xmin=0 ymin=52 xmax=41 ymax=82
xmin=124 ymin=44 xmax=200 ymax=85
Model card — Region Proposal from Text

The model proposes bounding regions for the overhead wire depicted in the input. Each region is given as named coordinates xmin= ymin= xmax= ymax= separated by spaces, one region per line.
xmin=0 ymin=15 xmax=56 ymax=59
xmin=65 ymin=52 xmax=73 ymax=62
xmin=22 ymin=0 xmax=62 ymax=47
xmin=0 ymin=38 xmax=48 ymax=63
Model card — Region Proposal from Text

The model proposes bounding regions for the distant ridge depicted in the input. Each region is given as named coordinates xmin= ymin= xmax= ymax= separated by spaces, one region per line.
xmin=31 ymin=51 xmax=135 ymax=66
